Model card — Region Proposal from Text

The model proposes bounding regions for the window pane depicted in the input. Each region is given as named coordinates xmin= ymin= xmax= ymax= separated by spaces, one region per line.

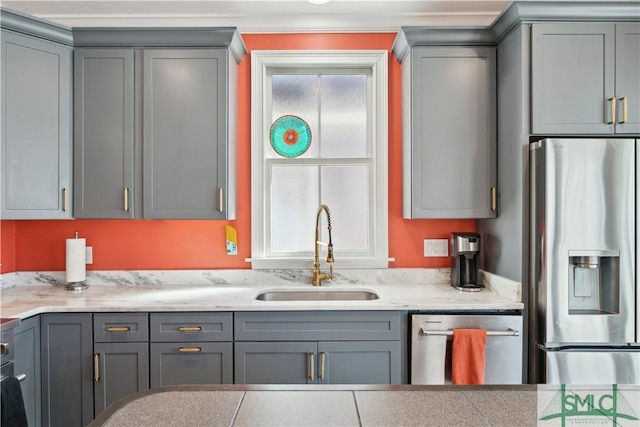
xmin=320 ymin=165 xmax=369 ymax=252
xmin=320 ymin=74 xmax=367 ymax=158
xmin=270 ymin=165 xmax=319 ymax=253
xmin=271 ymin=74 xmax=319 ymax=158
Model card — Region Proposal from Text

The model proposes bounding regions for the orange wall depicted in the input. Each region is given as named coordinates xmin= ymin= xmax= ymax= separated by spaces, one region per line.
xmin=0 ymin=33 xmax=474 ymax=273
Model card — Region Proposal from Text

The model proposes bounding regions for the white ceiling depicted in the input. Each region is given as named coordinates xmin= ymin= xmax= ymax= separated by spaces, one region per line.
xmin=2 ymin=0 xmax=517 ymax=33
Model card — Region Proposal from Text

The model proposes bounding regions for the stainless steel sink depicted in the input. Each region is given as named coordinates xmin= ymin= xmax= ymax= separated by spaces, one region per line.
xmin=255 ymin=289 xmax=379 ymax=301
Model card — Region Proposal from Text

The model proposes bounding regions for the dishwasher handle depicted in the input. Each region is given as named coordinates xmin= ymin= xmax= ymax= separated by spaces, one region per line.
xmin=419 ymin=328 xmax=519 ymax=337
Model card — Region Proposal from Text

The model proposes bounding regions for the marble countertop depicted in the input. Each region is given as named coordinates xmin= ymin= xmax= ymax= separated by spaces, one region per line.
xmin=0 ymin=269 xmax=523 ymax=319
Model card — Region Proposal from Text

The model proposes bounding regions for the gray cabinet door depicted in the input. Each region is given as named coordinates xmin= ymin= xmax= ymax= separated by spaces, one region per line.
xmin=531 ymin=23 xmax=615 ymax=134
xmin=150 ymin=342 xmax=233 ymax=387
xmin=615 ymin=23 xmax=640 ymax=134
xmin=143 ymin=49 xmax=229 ymax=219
xmin=317 ymin=341 xmax=401 ymax=385
xmin=14 ymin=316 xmax=41 ymax=427
xmin=234 ymin=342 xmax=317 ymax=384
xmin=41 ymin=313 xmax=93 ymax=427
xmin=94 ymin=342 xmax=149 ymax=415
xmin=406 ymin=47 xmax=496 ymax=219
xmin=74 ymin=49 xmax=135 ymax=218
xmin=0 ymin=30 xmax=72 ymax=219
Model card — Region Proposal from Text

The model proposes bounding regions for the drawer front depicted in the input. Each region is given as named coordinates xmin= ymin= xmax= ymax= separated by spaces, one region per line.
xmin=150 ymin=312 xmax=233 ymax=342
xmin=150 ymin=342 xmax=233 ymax=387
xmin=94 ymin=313 xmax=149 ymax=342
xmin=234 ymin=311 xmax=402 ymax=342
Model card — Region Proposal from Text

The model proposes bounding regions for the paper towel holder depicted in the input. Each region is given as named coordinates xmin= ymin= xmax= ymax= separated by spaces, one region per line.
xmin=66 ymin=231 xmax=88 ymax=292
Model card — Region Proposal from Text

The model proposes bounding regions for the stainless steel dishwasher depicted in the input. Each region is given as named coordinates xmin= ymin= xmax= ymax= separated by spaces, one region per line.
xmin=411 ymin=313 xmax=523 ymax=384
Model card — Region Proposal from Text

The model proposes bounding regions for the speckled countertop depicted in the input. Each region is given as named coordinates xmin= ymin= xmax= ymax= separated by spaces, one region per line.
xmin=90 ymin=384 xmax=542 ymax=427
xmin=0 ymin=268 xmax=523 ymax=319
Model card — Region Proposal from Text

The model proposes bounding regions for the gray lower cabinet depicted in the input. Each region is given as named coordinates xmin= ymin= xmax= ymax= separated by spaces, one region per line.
xmin=234 ymin=311 xmax=405 ymax=385
xmin=531 ymin=22 xmax=640 ymax=134
xmin=149 ymin=313 xmax=233 ymax=386
xmin=0 ymin=30 xmax=72 ymax=219
xmin=93 ymin=313 xmax=149 ymax=416
xmin=14 ymin=316 xmax=42 ymax=427
xmin=397 ymin=45 xmax=497 ymax=219
xmin=40 ymin=313 xmax=93 ymax=427
xmin=73 ymin=49 xmax=136 ymax=218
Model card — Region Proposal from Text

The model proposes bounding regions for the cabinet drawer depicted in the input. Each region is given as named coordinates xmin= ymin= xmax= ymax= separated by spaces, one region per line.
xmin=150 ymin=342 xmax=233 ymax=387
xmin=150 ymin=312 xmax=232 ymax=342
xmin=94 ymin=313 xmax=149 ymax=342
xmin=234 ymin=311 xmax=402 ymax=342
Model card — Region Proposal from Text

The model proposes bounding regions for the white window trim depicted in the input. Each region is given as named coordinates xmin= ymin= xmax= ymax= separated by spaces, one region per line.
xmin=250 ymin=50 xmax=389 ymax=269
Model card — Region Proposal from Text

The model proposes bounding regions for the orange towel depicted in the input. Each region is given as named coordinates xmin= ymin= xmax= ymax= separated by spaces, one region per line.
xmin=451 ymin=328 xmax=487 ymax=385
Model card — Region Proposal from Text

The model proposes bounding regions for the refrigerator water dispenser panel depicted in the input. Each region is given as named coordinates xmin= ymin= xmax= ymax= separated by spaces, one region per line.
xmin=568 ymin=250 xmax=620 ymax=315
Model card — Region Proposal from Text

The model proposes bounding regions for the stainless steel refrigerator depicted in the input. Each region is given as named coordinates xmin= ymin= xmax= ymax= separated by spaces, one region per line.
xmin=529 ymin=138 xmax=640 ymax=384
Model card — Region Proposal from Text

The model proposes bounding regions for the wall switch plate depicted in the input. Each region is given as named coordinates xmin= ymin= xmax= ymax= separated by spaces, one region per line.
xmin=424 ymin=239 xmax=448 ymax=257
xmin=86 ymin=246 xmax=93 ymax=265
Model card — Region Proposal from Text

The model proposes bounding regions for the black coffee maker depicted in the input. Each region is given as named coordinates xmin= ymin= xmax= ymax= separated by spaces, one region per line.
xmin=450 ymin=232 xmax=482 ymax=292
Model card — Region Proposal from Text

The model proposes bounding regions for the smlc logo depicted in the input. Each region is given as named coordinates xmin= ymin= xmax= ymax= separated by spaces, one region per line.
xmin=539 ymin=384 xmax=639 ymax=426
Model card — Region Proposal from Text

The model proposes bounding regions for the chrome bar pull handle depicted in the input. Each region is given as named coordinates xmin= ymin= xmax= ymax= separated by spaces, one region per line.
xmin=178 ymin=326 xmax=202 ymax=332
xmin=319 ymin=352 xmax=326 ymax=381
xmin=619 ymin=97 xmax=628 ymax=124
xmin=106 ymin=327 xmax=130 ymax=333
xmin=62 ymin=188 xmax=68 ymax=212
xmin=419 ymin=328 xmax=520 ymax=337
xmin=124 ymin=187 xmax=129 ymax=212
xmin=178 ymin=347 xmax=202 ymax=353
xmin=309 ymin=352 xmax=315 ymax=381
xmin=607 ymin=97 xmax=616 ymax=124
xmin=94 ymin=353 xmax=100 ymax=382
xmin=218 ymin=188 xmax=224 ymax=213
xmin=15 ymin=373 xmax=27 ymax=383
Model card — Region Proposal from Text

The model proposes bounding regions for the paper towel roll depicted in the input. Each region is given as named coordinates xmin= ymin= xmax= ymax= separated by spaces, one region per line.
xmin=66 ymin=238 xmax=86 ymax=283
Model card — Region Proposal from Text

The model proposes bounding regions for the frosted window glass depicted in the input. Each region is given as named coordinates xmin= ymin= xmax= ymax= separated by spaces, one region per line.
xmin=320 ymin=165 xmax=369 ymax=252
xmin=271 ymin=74 xmax=319 ymax=158
xmin=270 ymin=165 xmax=319 ymax=253
xmin=320 ymin=74 xmax=367 ymax=158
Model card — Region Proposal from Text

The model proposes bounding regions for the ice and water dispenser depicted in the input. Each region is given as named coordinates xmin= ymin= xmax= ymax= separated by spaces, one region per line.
xmin=568 ymin=250 xmax=620 ymax=315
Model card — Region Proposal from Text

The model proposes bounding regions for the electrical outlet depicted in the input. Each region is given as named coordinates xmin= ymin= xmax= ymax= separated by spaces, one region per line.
xmin=424 ymin=239 xmax=448 ymax=257
xmin=86 ymin=246 xmax=93 ymax=265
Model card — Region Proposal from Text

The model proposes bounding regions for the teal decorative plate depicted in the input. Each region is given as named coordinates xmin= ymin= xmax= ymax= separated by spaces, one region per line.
xmin=269 ymin=115 xmax=312 ymax=158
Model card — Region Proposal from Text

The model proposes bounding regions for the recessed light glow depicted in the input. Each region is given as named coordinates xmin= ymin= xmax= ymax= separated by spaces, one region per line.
xmin=308 ymin=0 xmax=331 ymax=4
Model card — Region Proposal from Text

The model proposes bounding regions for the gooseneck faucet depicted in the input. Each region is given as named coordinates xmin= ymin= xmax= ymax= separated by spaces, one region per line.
xmin=313 ymin=204 xmax=334 ymax=286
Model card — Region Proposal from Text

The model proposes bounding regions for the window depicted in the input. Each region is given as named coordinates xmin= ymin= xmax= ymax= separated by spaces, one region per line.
xmin=251 ymin=51 xmax=388 ymax=269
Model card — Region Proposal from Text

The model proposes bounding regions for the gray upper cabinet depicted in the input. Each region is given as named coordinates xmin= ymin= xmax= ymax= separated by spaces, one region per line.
xmin=74 ymin=49 xmax=136 ymax=218
xmin=143 ymin=49 xmax=230 ymax=219
xmin=72 ymin=28 xmax=245 ymax=219
xmin=615 ymin=23 xmax=640 ymax=134
xmin=532 ymin=23 xmax=640 ymax=134
xmin=0 ymin=29 xmax=72 ymax=219
xmin=397 ymin=44 xmax=497 ymax=219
